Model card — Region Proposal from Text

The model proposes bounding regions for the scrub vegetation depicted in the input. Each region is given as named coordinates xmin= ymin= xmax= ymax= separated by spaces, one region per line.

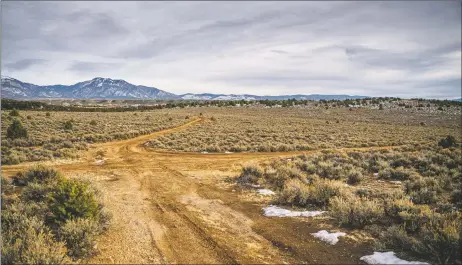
xmin=1 ymin=166 xmax=111 ymax=264
xmin=236 ymin=139 xmax=461 ymax=264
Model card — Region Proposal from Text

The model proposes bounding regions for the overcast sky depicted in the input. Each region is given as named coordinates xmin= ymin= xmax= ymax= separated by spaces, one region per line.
xmin=2 ymin=1 xmax=461 ymax=98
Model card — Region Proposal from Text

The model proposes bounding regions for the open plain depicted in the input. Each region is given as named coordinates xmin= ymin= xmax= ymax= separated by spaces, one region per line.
xmin=2 ymin=103 xmax=461 ymax=264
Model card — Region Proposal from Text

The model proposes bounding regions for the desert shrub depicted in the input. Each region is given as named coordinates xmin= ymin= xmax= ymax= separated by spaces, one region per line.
xmin=347 ymin=170 xmax=363 ymax=185
xmin=1 ymin=209 xmax=68 ymax=265
xmin=329 ymin=195 xmax=384 ymax=228
xmin=7 ymin=119 xmax=28 ymax=139
xmin=46 ymin=112 xmax=51 ymax=117
xmin=27 ymin=115 xmax=32 ymax=120
xmin=2 ymin=166 xmax=110 ymax=263
xmin=379 ymin=213 xmax=461 ymax=265
xmin=411 ymin=213 xmax=461 ymax=264
xmin=12 ymin=165 xmax=63 ymax=186
xmin=450 ymin=189 xmax=462 ymax=210
xmin=236 ymin=164 xmax=263 ymax=185
xmin=9 ymin=109 xmax=20 ymax=117
xmin=21 ymin=182 xmax=55 ymax=202
xmin=89 ymin=120 xmax=97 ymax=126
xmin=63 ymin=120 xmax=73 ymax=130
xmin=95 ymin=150 xmax=105 ymax=159
xmin=47 ymin=179 xmax=100 ymax=225
xmin=378 ymin=167 xmax=413 ymax=181
xmin=404 ymin=177 xmax=440 ymax=204
xmin=58 ymin=218 xmax=99 ymax=260
xmin=276 ymin=178 xmax=310 ymax=207
xmin=356 ymin=188 xmax=371 ymax=198
xmin=438 ymin=135 xmax=457 ymax=148
xmin=277 ymin=178 xmax=347 ymax=208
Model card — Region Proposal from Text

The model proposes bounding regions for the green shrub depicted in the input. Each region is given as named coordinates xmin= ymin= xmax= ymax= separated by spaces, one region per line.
xmin=47 ymin=179 xmax=100 ymax=225
xmin=438 ymin=135 xmax=457 ymax=148
xmin=9 ymin=109 xmax=20 ymax=117
xmin=329 ymin=195 xmax=384 ymax=228
xmin=12 ymin=165 xmax=63 ymax=186
xmin=21 ymin=182 xmax=54 ymax=202
xmin=63 ymin=120 xmax=73 ymax=130
xmin=1 ymin=210 xmax=68 ymax=265
xmin=58 ymin=218 xmax=99 ymax=260
xmin=7 ymin=119 xmax=28 ymax=139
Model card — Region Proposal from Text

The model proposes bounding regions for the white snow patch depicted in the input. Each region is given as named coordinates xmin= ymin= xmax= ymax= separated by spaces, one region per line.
xmin=360 ymin=252 xmax=430 ymax=265
xmin=257 ymin=189 xmax=275 ymax=196
xmin=311 ymin=230 xmax=346 ymax=245
xmin=262 ymin=205 xmax=326 ymax=217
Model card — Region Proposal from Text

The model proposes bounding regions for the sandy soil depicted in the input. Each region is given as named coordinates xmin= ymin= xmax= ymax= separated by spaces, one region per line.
xmin=2 ymin=117 xmax=391 ymax=264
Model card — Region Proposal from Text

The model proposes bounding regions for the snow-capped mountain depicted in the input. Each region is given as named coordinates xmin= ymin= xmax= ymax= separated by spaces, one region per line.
xmin=1 ymin=77 xmax=177 ymax=99
xmin=179 ymin=93 xmax=367 ymax=101
xmin=1 ymin=76 xmax=368 ymax=100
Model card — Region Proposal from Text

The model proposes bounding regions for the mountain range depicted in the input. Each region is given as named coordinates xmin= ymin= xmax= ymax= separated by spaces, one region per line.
xmin=1 ymin=76 xmax=368 ymax=101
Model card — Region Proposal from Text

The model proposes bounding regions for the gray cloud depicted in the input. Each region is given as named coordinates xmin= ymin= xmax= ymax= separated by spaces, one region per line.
xmin=68 ymin=61 xmax=124 ymax=73
xmin=4 ymin=59 xmax=47 ymax=71
xmin=1 ymin=1 xmax=461 ymax=98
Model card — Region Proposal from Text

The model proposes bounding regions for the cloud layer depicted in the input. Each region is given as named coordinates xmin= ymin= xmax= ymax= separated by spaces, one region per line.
xmin=2 ymin=1 xmax=461 ymax=98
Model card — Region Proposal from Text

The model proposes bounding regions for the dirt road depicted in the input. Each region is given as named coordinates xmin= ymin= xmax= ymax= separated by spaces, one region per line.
xmin=2 ymin=117 xmax=385 ymax=264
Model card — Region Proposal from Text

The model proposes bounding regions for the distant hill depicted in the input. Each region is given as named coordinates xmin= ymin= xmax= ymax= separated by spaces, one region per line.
xmin=451 ymin=98 xmax=462 ymax=102
xmin=1 ymin=76 xmax=368 ymax=101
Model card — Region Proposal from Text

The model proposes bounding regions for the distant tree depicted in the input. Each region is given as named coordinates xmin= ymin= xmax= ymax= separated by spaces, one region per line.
xmin=379 ymin=104 xmax=384 ymax=110
xmin=7 ymin=119 xmax=28 ymax=139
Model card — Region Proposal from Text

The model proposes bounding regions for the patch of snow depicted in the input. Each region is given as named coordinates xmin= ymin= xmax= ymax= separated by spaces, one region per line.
xmin=262 ymin=205 xmax=326 ymax=217
xmin=257 ymin=189 xmax=275 ymax=196
xmin=311 ymin=230 xmax=346 ymax=245
xmin=360 ymin=252 xmax=429 ymax=265
xmin=224 ymin=151 xmax=233 ymax=154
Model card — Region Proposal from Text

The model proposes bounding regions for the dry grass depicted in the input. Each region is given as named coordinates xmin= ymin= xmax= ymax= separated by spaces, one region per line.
xmin=148 ymin=107 xmax=461 ymax=152
xmin=1 ymin=110 xmax=189 ymax=164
